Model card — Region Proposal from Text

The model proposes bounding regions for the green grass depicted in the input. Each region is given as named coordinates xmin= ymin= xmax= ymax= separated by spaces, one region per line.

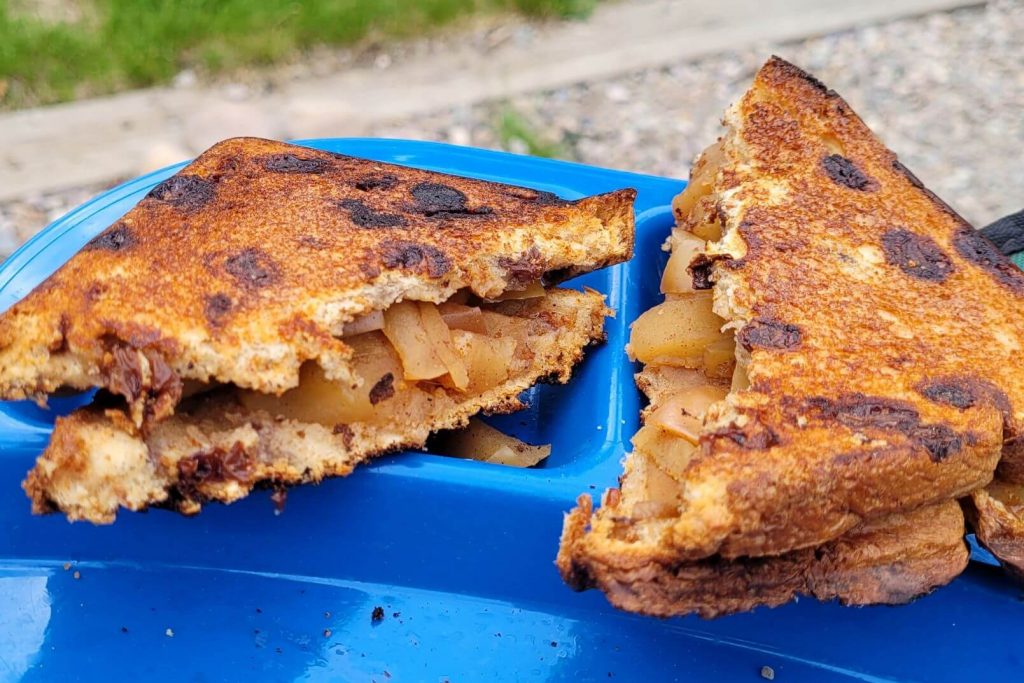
xmin=495 ymin=105 xmax=570 ymax=159
xmin=0 ymin=0 xmax=597 ymax=109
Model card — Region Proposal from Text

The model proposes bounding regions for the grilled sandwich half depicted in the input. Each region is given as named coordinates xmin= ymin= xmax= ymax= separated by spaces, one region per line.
xmin=0 ymin=137 xmax=635 ymax=523
xmin=559 ymin=56 xmax=1024 ymax=616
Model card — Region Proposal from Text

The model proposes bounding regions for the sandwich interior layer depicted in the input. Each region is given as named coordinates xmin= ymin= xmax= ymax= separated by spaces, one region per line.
xmin=619 ymin=140 xmax=744 ymax=535
xmin=556 ymin=142 xmax=749 ymax=564
xmin=26 ymin=286 xmax=609 ymax=523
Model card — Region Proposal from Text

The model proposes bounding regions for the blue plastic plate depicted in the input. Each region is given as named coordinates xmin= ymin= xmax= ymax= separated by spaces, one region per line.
xmin=1 ymin=140 xmax=1021 ymax=682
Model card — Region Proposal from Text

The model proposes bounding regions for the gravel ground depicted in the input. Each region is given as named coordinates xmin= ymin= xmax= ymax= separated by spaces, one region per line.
xmin=2 ymin=0 xmax=1021 ymax=258
xmin=368 ymin=0 xmax=1022 ymax=225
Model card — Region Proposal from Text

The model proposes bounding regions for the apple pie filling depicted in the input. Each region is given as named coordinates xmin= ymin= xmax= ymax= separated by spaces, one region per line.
xmin=620 ymin=141 xmax=745 ymax=519
xmin=234 ymin=284 xmax=568 ymax=432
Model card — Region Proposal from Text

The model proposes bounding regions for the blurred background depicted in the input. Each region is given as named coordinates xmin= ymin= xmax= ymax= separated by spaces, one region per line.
xmin=1 ymin=0 xmax=1021 ymax=259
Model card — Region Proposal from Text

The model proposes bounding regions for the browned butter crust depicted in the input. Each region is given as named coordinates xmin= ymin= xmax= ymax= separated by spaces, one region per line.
xmin=0 ymin=137 xmax=634 ymax=419
xmin=652 ymin=57 xmax=1018 ymax=559
xmin=557 ymin=56 xmax=1023 ymax=617
xmin=558 ymin=496 xmax=967 ymax=619
xmin=3 ymin=137 xmax=637 ymax=523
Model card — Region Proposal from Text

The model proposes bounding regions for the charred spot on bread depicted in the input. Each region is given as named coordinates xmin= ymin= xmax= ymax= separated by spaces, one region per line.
xmin=204 ymin=294 xmax=233 ymax=327
xmin=806 ymin=394 xmax=965 ymax=462
xmin=411 ymin=182 xmax=466 ymax=212
xmin=355 ymin=173 xmax=399 ymax=191
xmin=224 ymin=248 xmax=279 ymax=289
xmin=821 ymin=154 xmax=877 ymax=191
xmin=338 ymin=199 xmax=407 ymax=229
xmin=918 ymin=380 xmax=977 ymax=410
xmin=738 ymin=319 xmax=802 ymax=352
xmin=532 ymin=191 xmax=570 ymax=206
xmin=411 ymin=182 xmax=493 ymax=218
xmin=85 ymin=282 xmax=106 ymax=302
xmin=917 ymin=377 xmax=1012 ymax=423
xmin=212 ymin=154 xmax=242 ymax=177
xmin=146 ymin=175 xmax=215 ymax=211
xmin=881 ymin=228 xmax=954 ymax=282
xmin=709 ymin=420 xmax=779 ymax=450
xmin=912 ymin=423 xmax=965 ymax=462
xmin=85 ymin=223 xmax=136 ymax=252
xmin=807 ymin=394 xmax=919 ymax=432
xmin=260 ymin=153 xmax=329 ymax=174
xmin=379 ymin=240 xmax=451 ymax=277
xmin=766 ymin=55 xmax=836 ymax=97
xmin=952 ymin=227 xmax=1024 ymax=294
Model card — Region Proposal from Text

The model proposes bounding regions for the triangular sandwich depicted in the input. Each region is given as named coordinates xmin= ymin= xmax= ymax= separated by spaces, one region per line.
xmin=0 ymin=137 xmax=635 ymax=523
xmin=559 ymin=57 xmax=1023 ymax=615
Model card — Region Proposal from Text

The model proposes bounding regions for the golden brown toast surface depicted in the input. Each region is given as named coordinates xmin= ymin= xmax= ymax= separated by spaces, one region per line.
xmin=0 ymin=137 xmax=634 ymax=420
xmin=663 ymin=57 xmax=1020 ymax=559
xmin=557 ymin=56 xmax=1016 ymax=617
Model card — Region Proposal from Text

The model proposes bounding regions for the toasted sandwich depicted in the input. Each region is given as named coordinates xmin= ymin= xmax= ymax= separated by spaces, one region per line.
xmin=0 ymin=137 xmax=635 ymax=523
xmin=559 ymin=56 xmax=1024 ymax=615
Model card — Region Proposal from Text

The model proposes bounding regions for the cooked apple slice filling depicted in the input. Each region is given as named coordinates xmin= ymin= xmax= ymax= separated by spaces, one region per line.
xmin=237 ymin=284 xmax=560 ymax=432
xmin=26 ymin=285 xmax=609 ymax=522
xmin=620 ymin=141 xmax=743 ymax=517
xmin=440 ymin=417 xmax=551 ymax=468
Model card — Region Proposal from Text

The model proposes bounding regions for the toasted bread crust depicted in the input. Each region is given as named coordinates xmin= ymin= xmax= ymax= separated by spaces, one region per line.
xmin=557 ymin=57 xmax=1000 ymax=617
xmin=558 ymin=496 xmax=967 ymax=619
xmin=0 ymin=138 xmax=635 ymax=423
xmin=24 ymin=288 xmax=608 ymax=523
xmin=665 ymin=57 xmax=1018 ymax=559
